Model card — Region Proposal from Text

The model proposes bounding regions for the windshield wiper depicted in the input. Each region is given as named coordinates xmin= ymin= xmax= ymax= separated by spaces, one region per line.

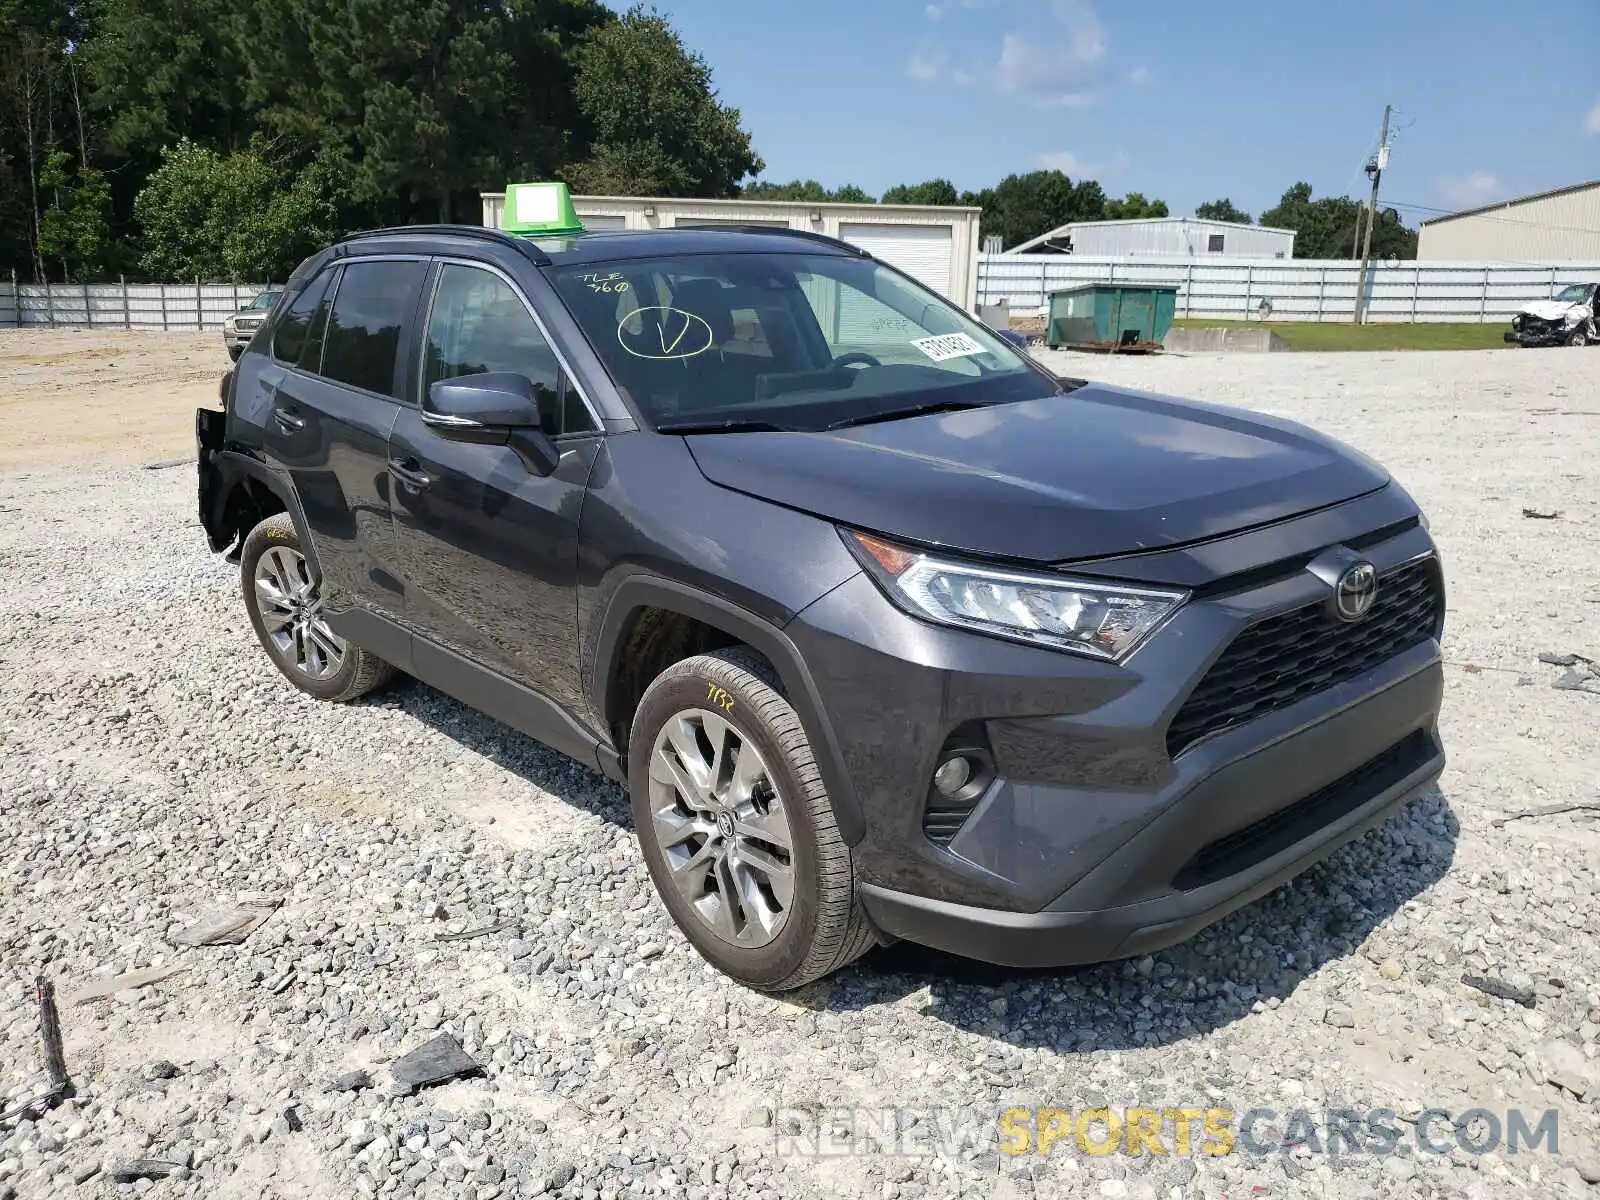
xmin=656 ymin=418 xmax=792 ymax=434
xmin=824 ymin=400 xmax=985 ymax=430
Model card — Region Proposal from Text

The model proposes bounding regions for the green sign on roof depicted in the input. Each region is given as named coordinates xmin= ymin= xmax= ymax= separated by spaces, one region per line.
xmin=503 ymin=181 xmax=586 ymax=237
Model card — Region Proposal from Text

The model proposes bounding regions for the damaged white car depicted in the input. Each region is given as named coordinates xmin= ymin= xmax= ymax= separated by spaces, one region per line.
xmin=1506 ymin=282 xmax=1598 ymax=347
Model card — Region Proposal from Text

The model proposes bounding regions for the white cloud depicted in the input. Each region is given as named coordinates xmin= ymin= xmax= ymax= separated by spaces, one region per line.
xmin=1127 ymin=65 xmax=1151 ymax=86
xmin=1437 ymin=171 xmax=1502 ymax=209
xmin=995 ymin=0 xmax=1106 ymax=106
xmin=911 ymin=0 xmax=1109 ymax=106
xmin=906 ymin=49 xmax=947 ymax=82
xmin=1036 ymin=150 xmax=1087 ymax=174
xmin=1586 ymin=99 xmax=1600 ymax=136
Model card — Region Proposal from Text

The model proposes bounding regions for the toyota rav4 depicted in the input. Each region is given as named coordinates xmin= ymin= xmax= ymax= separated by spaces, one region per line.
xmin=197 ymin=219 xmax=1446 ymax=991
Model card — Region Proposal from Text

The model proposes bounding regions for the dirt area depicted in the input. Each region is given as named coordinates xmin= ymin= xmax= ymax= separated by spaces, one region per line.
xmin=1 ymin=335 xmax=1598 ymax=1199
xmin=0 ymin=330 xmax=225 ymax=474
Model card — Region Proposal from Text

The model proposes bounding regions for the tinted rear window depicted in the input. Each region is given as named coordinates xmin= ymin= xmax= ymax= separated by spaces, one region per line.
xmin=320 ymin=261 xmax=428 ymax=397
xmin=272 ymin=271 xmax=332 ymax=364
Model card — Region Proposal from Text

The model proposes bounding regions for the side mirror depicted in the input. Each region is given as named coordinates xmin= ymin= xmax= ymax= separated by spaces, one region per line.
xmin=423 ymin=372 xmax=561 ymax=476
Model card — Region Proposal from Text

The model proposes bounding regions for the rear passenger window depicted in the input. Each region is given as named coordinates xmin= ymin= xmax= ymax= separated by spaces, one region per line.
xmin=272 ymin=269 xmax=334 ymax=364
xmin=320 ymin=260 xmax=428 ymax=397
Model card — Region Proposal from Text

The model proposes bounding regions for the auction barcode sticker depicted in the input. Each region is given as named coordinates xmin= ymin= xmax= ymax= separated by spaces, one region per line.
xmin=911 ymin=333 xmax=988 ymax=362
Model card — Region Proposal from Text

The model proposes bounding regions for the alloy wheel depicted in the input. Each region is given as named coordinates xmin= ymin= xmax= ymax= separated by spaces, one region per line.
xmin=647 ymin=708 xmax=795 ymax=948
xmin=253 ymin=545 xmax=347 ymax=681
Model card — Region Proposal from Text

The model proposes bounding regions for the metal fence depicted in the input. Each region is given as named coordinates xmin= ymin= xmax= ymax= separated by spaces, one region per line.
xmin=0 ymin=277 xmax=275 ymax=329
xmin=978 ymin=255 xmax=1600 ymax=323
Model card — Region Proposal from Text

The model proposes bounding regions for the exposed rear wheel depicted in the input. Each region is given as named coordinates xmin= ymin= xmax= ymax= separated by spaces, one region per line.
xmin=239 ymin=513 xmax=395 ymax=702
xmin=628 ymin=648 xmax=876 ymax=990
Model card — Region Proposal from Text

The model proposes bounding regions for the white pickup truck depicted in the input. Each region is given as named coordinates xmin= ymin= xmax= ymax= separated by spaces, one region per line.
xmin=1506 ymin=282 xmax=1598 ymax=347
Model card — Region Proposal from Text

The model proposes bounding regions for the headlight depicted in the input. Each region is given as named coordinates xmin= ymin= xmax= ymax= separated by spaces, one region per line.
xmin=843 ymin=530 xmax=1187 ymax=662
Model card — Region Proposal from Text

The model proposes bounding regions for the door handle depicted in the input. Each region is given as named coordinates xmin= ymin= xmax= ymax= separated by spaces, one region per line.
xmin=388 ymin=458 xmax=433 ymax=490
xmin=272 ymin=407 xmax=306 ymax=433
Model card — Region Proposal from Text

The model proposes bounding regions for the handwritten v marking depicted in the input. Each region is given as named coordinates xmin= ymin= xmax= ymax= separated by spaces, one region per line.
xmin=659 ymin=310 xmax=691 ymax=356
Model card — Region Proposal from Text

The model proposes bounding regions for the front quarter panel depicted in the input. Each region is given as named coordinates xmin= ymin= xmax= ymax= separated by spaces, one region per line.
xmin=575 ymin=432 xmax=863 ymax=730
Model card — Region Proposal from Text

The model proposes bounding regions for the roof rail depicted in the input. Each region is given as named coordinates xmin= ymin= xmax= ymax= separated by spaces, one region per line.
xmin=339 ymin=223 xmax=552 ymax=266
xmin=678 ymin=225 xmax=869 ymax=256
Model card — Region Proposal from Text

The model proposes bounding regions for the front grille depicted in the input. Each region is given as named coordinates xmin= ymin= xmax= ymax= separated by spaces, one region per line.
xmin=236 ymin=318 xmax=263 ymax=331
xmin=1167 ymin=557 xmax=1441 ymax=757
xmin=1172 ymin=730 xmax=1431 ymax=890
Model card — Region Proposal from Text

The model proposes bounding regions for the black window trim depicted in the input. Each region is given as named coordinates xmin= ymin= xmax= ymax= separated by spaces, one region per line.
xmin=291 ymin=253 xmax=431 ymax=405
xmin=421 ymin=256 xmax=603 ymax=437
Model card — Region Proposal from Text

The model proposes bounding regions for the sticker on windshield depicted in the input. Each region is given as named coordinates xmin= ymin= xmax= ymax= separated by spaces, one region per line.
xmin=911 ymin=332 xmax=988 ymax=362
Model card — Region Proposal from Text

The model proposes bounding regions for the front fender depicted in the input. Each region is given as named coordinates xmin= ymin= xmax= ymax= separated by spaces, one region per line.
xmin=590 ymin=574 xmax=866 ymax=845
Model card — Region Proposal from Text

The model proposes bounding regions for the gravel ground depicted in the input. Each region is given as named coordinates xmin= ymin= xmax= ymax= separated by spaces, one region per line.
xmin=2 ymin=335 xmax=1599 ymax=1199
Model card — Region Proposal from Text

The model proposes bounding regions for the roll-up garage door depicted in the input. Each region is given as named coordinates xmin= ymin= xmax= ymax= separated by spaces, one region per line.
xmin=577 ymin=214 xmax=628 ymax=232
xmin=837 ymin=223 xmax=954 ymax=298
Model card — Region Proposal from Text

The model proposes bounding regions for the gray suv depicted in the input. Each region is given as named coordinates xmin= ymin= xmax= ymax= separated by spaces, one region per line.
xmin=197 ymin=223 xmax=1446 ymax=990
xmin=222 ymin=289 xmax=282 ymax=360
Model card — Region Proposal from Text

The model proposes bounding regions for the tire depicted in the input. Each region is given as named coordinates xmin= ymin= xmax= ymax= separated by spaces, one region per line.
xmin=227 ymin=344 xmax=243 ymax=361
xmin=239 ymin=513 xmax=395 ymax=703
xmin=1567 ymin=325 xmax=1590 ymax=347
xmin=628 ymin=647 xmax=876 ymax=991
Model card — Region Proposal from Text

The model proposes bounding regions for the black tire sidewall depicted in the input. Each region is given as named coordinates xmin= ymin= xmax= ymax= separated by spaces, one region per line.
xmin=240 ymin=516 xmax=363 ymax=702
xmin=628 ymin=660 xmax=830 ymax=989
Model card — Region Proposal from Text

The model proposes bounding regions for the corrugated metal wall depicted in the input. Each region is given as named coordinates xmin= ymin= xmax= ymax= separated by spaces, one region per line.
xmin=1020 ymin=220 xmax=1295 ymax=259
xmin=978 ymin=255 xmax=1600 ymax=322
xmin=0 ymin=281 xmax=272 ymax=328
xmin=1418 ymin=185 xmax=1600 ymax=261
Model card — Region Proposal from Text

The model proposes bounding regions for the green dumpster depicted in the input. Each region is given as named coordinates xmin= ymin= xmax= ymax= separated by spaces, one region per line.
xmin=1046 ymin=283 xmax=1179 ymax=348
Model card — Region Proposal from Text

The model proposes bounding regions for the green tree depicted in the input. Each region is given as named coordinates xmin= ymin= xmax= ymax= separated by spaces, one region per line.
xmin=1259 ymin=181 xmax=1416 ymax=259
xmin=743 ymin=179 xmax=829 ymax=201
xmin=37 ymin=144 xmax=112 ymax=280
xmin=81 ymin=0 xmax=250 ymax=161
xmin=1194 ymin=198 xmax=1252 ymax=224
xmin=567 ymin=5 xmax=761 ymax=197
xmin=1103 ymin=191 xmax=1170 ymax=220
xmin=881 ymin=179 xmax=958 ymax=206
xmin=134 ymin=139 xmax=350 ymax=281
xmin=237 ymin=0 xmax=606 ymax=223
xmin=828 ymin=183 xmax=874 ymax=204
xmin=961 ymin=169 xmax=1076 ymax=249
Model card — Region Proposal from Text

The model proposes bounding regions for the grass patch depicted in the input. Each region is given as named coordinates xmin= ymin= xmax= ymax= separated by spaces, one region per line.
xmin=1171 ymin=319 xmax=1510 ymax=352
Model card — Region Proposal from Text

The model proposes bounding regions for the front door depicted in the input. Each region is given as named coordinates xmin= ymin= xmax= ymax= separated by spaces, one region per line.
xmin=261 ymin=257 xmax=428 ymax=620
xmin=388 ymin=261 xmax=602 ymax=718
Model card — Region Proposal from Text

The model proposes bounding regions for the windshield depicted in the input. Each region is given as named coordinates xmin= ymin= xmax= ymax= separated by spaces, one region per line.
xmin=249 ymin=290 xmax=282 ymax=310
xmin=1554 ymin=284 xmax=1592 ymax=303
xmin=545 ymin=252 xmax=1058 ymax=431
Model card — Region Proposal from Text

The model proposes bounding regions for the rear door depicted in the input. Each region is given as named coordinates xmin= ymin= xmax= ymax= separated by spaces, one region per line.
xmin=263 ymin=257 xmax=429 ymax=620
xmin=387 ymin=260 xmax=603 ymax=717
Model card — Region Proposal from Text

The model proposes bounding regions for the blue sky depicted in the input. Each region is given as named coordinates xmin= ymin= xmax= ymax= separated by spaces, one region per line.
xmin=658 ymin=0 xmax=1599 ymax=222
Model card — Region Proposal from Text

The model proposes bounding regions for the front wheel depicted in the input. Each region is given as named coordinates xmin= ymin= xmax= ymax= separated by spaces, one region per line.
xmin=628 ymin=648 xmax=877 ymax=991
xmin=1567 ymin=325 xmax=1591 ymax=347
xmin=239 ymin=513 xmax=395 ymax=702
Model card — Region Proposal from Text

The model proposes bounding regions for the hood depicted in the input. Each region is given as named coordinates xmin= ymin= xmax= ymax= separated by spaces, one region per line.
xmin=1519 ymin=300 xmax=1586 ymax=322
xmin=683 ymin=384 xmax=1390 ymax=563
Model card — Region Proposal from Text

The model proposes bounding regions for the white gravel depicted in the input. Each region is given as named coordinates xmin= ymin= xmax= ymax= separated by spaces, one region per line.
xmin=2 ymin=344 xmax=1599 ymax=1199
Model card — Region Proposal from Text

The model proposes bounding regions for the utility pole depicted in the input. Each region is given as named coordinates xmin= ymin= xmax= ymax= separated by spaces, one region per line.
xmin=1354 ymin=104 xmax=1392 ymax=323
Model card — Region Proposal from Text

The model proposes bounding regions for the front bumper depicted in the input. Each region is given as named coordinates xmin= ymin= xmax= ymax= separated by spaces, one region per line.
xmin=786 ymin=487 xmax=1445 ymax=966
xmin=1505 ymin=322 xmax=1570 ymax=347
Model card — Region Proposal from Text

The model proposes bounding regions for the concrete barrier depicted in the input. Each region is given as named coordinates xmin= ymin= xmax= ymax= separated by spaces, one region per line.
xmin=1162 ymin=327 xmax=1292 ymax=354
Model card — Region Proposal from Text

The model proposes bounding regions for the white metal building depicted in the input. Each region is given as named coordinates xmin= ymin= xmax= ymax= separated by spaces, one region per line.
xmin=1004 ymin=217 xmax=1295 ymax=260
xmin=1417 ymin=180 xmax=1600 ymax=262
xmin=479 ymin=192 xmax=982 ymax=310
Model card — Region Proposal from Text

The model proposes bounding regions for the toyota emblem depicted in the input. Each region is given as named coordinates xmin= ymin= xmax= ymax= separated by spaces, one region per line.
xmin=1332 ymin=561 xmax=1378 ymax=622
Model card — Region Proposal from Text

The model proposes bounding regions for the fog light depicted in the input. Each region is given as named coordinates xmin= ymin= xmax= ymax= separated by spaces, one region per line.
xmin=933 ymin=756 xmax=974 ymax=796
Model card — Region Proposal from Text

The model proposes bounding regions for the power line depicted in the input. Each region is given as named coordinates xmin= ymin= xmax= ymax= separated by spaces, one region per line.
xmin=1385 ymin=200 xmax=1600 ymax=237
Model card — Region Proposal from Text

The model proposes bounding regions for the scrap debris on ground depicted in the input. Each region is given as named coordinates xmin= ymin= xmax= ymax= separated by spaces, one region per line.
xmin=2 ymin=333 xmax=1599 ymax=1198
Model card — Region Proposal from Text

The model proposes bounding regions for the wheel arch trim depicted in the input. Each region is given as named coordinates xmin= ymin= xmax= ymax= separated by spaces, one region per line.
xmin=592 ymin=575 xmax=865 ymax=846
xmin=210 ymin=450 xmax=323 ymax=579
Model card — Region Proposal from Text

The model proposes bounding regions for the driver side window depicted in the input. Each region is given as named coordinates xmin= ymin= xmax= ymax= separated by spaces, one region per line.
xmin=421 ymin=264 xmax=595 ymax=436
